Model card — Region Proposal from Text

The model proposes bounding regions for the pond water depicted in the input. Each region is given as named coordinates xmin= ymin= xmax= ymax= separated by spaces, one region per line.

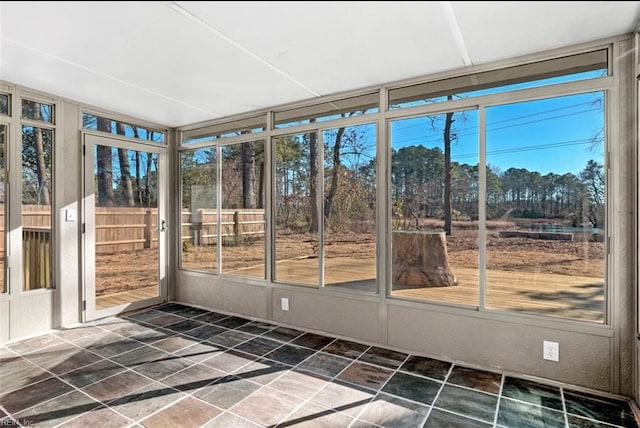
xmin=518 ymin=224 xmax=601 ymax=235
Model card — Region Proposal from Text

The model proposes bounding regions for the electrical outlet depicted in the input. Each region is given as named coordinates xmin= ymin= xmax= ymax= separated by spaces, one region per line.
xmin=281 ymin=297 xmax=289 ymax=311
xmin=543 ymin=341 xmax=559 ymax=362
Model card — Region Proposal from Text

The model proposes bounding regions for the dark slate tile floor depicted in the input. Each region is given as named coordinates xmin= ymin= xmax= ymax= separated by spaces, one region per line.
xmin=1 ymin=303 xmax=638 ymax=428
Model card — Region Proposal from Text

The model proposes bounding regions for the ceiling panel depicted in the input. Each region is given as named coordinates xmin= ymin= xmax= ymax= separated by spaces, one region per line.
xmin=176 ymin=1 xmax=467 ymax=95
xmin=452 ymin=1 xmax=640 ymax=64
xmin=0 ymin=37 xmax=217 ymax=126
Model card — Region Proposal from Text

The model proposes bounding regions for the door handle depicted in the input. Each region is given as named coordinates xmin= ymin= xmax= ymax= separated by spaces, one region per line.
xmin=160 ymin=220 xmax=168 ymax=232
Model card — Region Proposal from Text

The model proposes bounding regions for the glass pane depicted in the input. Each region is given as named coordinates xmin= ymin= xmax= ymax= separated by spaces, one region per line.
xmin=0 ymin=94 xmax=9 ymax=116
xmin=390 ymin=110 xmax=479 ymax=306
xmin=21 ymin=99 xmax=53 ymax=123
xmin=274 ymin=133 xmax=319 ymax=286
xmin=221 ymin=141 xmax=266 ymax=278
xmin=22 ymin=125 xmax=53 ymax=290
xmin=322 ymin=124 xmax=377 ymax=293
xmin=94 ymin=146 xmax=159 ymax=309
xmin=0 ymin=125 xmax=5 ymax=293
xmin=180 ymin=148 xmax=217 ymax=273
xmin=82 ymin=113 xmax=165 ymax=143
xmin=182 ymin=116 xmax=267 ymax=144
xmin=389 ymin=49 xmax=607 ymax=109
xmin=274 ymin=93 xmax=379 ymax=129
xmin=485 ymin=92 xmax=605 ymax=322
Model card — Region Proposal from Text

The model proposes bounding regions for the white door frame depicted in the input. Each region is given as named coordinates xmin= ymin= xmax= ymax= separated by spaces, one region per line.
xmin=82 ymin=132 xmax=167 ymax=321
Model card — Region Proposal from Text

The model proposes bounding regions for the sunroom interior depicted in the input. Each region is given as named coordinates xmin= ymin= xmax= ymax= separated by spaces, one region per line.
xmin=2 ymin=1 xmax=640 ymax=427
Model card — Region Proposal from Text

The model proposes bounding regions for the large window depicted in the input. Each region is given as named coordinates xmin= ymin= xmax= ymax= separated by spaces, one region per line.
xmin=384 ymin=48 xmax=610 ymax=323
xmin=180 ymin=141 xmax=267 ymax=278
xmin=274 ymin=132 xmax=319 ymax=287
xmin=273 ymin=125 xmax=377 ymax=291
xmin=22 ymin=98 xmax=54 ymax=290
xmin=180 ymin=148 xmax=217 ymax=273
xmin=177 ymin=48 xmax=610 ymax=323
xmin=388 ymin=91 xmax=606 ymax=323
xmin=322 ymin=124 xmax=377 ymax=292
xmin=221 ymin=140 xmax=266 ymax=279
xmin=485 ymin=92 xmax=606 ymax=322
xmin=390 ymin=110 xmax=479 ymax=305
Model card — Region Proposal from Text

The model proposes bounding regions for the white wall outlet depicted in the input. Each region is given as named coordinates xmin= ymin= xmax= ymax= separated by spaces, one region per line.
xmin=281 ymin=297 xmax=289 ymax=311
xmin=543 ymin=341 xmax=559 ymax=362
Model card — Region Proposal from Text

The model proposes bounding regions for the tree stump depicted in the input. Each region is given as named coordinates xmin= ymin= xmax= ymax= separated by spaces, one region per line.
xmin=392 ymin=231 xmax=457 ymax=288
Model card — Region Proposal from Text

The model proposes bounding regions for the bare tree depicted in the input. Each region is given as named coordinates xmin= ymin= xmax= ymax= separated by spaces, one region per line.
xmin=144 ymin=152 xmax=153 ymax=208
xmin=115 ymin=123 xmax=135 ymax=206
xmin=21 ymin=102 xmax=51 ymax=205
xmin=241 ymin=141 xmax=255 ymax=208
xmin=324 ymin=126 xmax=345 ymax=220
xmin=33 ymin=127 xmax=50 ymax=205
xmin=257 ymin=159 xmax=265 ymax=209
xmin=309 ymin=129 xmax=319 ymax=233
xmin=324 ymin=112 xmax=366 ymax=222
xmin=96 ymin=118 xmax=114 ymax=206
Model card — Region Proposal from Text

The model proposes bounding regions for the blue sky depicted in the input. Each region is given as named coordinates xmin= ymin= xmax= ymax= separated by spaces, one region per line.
xmin=391 ymin=90 xmax=604 ymax=177
xmin=180 ymin=70 xmax=606 ymax=179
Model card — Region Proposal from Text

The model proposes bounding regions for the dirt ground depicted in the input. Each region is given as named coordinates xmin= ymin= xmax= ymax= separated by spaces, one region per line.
xmin=96 ymin=250 xmax=159 ymax=296
xmin=96 ymin=229 xmax=604 ymax=296
xmin=448 ymin=230 xmax=604 ymax=278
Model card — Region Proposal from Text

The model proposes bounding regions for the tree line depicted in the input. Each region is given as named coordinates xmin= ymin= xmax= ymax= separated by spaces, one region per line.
xmin=392 ymin=145 xmax=604 ymax=230
xmin=179 ymin=123 xmax=604 ymax=237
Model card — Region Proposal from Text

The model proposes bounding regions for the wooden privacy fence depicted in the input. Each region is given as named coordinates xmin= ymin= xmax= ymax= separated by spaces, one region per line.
xmin=23 ymin=227 xmax=51 ymax=290
xmin=0 ymin=204 xmax=51 ymax=261
xmin=181 ymin=209 xmax=265 ymax=246
xmin=16 ymin=206 xmax=159 ymax=290
xmin=97 ymin=208 xmax=266 ymax=252
xmin=95 ymin=207 xmax=158 ymax=254
xmin=20 ymin=205 xmax=52 ymax=290
xmin=1 ymin=206 xmax=267 ymax=289
xmin=0 ymin=207 xmax=266 ymax=255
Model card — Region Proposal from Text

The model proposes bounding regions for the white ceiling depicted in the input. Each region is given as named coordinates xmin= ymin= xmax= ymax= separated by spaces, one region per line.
xmin=1 ymin=1 xmax=639 ymax=128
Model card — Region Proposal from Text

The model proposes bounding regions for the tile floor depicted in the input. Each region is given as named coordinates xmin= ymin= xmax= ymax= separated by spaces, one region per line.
xmin=0 ymin=303 xmax=638 ymax=427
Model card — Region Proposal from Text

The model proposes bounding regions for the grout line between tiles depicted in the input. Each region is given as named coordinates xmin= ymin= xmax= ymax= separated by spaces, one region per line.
xmin=422 ymin=361 xmax=456 ymax=426
xmin=492 ymin=372 xmax=505 ymax=427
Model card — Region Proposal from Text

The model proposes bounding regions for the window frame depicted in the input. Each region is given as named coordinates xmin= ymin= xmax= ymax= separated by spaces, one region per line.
xmin=385 ymin=77 xmax=611 ymax=326
xmin=175 ymin=44 xmax=615 ymax=327
xmin=19 ymin=93 xmax=58 ymax=292
xmin=81 ymin=110 xmax=168 ymax=144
